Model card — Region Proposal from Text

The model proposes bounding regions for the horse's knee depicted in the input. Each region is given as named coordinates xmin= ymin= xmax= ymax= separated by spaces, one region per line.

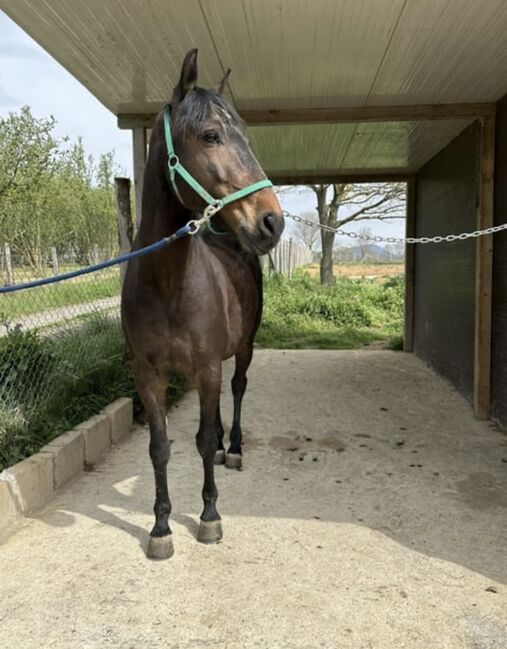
xmin=149 ymin=438 xmax=170 ymax=466
xmin=196 ymin=430 xmax=217 ymax=458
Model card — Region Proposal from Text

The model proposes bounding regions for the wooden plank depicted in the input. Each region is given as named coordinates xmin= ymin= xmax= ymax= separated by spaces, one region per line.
xmin=404 ymin=179 xmax=416 ymax=352
xmin=115 ymin=177 xmax=134 ymax=286
xmin=474 ymin=114 xmax=496 ymax=419
xmin=117 ymin=103 xmax=495 ymax=130
xmin=132 ymin=127 xmax=147 ymax=230
xmin=271 ymin=172 xmax=412 ymax=185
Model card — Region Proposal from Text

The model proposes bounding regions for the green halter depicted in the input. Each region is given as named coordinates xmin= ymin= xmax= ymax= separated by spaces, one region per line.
xmin=163 ymin=107 xmax=273 ymax=226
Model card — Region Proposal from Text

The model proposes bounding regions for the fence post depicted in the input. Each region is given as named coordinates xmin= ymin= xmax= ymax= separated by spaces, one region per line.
xmin=115 ymin=177 xmax=134 ymax=286
xmin=92 ymin=244 xmax=100 ymax=265
xmin=4 ymin=243 xmax=14 ymax=286
xmin=51 ymin=247 xmax=59 ymax=276
xmin=288 ymin=238 xmax=293 ymax=279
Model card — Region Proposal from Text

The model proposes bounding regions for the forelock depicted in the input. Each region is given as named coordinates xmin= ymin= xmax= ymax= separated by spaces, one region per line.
xmin=172 ymin=87 xmax=244 ymax=141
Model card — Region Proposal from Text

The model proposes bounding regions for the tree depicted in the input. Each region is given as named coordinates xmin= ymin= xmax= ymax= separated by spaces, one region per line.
xmin=0 ymin=107 xmax=120 ymax=270
xmin=357 ymin=226 xmax=374 ymax=261
xmin=293 ymin=210 xmax=320 ymax=253
xmin=308 ymin=183 xmax=406 ymax=284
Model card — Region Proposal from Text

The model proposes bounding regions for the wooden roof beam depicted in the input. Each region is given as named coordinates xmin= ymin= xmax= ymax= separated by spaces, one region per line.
xmin=117 ymin=103 xmax=495 ymax=129
xmin=269 ymin=172 xmax=412 ymax=185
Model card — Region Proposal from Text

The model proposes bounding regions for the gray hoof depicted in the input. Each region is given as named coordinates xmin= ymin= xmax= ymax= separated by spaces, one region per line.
xmin=147 ymin=534 xmax=174 ymax=559
xmin=225 ymin=453 xmax=242 ymax=470
xmin=214 ymin=449 xmax=226 ymax=465
xmin=197 ymin=519 xmax=223 ymax=544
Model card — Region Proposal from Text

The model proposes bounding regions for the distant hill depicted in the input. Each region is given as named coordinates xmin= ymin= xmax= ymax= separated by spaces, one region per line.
xmin=334 ymin=243 xmax=404 ymax=263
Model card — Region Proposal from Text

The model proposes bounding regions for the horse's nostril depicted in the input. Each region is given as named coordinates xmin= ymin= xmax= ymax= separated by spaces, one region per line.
xmin=260 ymin=212 xmax=284 ymax=239
xmin=263 ymin=213 xmax=277 ymax=235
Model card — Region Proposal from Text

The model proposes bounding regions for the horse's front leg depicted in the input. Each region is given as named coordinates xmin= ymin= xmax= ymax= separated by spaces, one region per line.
xmin=136 ymin=371 xmax=174 ymax=560
xmin=196 ymin=363 xmax=223 ymax=543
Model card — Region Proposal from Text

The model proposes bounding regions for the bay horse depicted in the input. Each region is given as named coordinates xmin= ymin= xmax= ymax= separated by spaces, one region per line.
xmin=121 ymin=49 xmax=284 ymax=559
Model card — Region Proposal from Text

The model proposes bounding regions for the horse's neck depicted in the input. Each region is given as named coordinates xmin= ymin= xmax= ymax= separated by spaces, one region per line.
xmin=136 ymin=147 xmax=195 ymax=275
xmin=137 ymin=146 xmax=192 ymax=246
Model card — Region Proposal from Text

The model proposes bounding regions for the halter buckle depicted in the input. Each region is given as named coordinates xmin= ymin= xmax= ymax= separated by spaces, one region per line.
xmin=168 ymin=154 xmax=179 ymax=168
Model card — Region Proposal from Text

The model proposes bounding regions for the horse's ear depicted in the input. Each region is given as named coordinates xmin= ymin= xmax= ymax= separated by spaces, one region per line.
xmin=214 ymin=68 xmax=231 ymax=95
xmin=172 ymin=48 xmax=198 ymax=104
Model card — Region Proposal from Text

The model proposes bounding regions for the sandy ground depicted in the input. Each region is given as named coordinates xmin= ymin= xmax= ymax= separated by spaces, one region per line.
xmin=0 ymin=350 xmax=506 ymax=649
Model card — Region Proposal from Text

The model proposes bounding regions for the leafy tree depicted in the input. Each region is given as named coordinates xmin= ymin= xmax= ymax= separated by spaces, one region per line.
xmin=0 ymin=107 xmax=119 ymax=272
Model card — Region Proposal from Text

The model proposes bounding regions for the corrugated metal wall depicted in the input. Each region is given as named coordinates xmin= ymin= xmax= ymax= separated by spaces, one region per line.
xmin=492 ymin=95 xmax=507 ymax=427
xmin=413 ymin=124 xmax=479 ymax=401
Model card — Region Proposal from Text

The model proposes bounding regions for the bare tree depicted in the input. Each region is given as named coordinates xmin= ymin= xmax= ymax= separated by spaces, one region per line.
xmin=357 ymin=226 xmax=374 ymax=261
xmin=293 ymin=210 xmax=320 ymax=252
xmin=308 ymin=182 xmax=406 ymax=284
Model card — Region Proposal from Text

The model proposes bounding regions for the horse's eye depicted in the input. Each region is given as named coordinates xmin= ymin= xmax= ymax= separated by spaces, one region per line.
xmin=202 ymin=130 xmax=221 ymax=145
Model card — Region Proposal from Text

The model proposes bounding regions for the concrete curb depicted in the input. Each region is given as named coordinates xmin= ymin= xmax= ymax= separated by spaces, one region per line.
xmin=0 ymin=397 xmax=133 ymax=536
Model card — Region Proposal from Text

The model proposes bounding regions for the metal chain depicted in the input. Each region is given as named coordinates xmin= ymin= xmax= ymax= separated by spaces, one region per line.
xmin=283 ymin=211 xmax=507 ymax=244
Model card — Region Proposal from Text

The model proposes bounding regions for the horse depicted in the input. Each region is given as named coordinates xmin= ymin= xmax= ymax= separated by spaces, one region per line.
xmin=121 ymin=49 xmax=284 ymax=559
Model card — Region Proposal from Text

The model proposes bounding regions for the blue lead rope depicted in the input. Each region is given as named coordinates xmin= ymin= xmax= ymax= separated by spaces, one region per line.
xmin=1 ymin=106 xmax=274 ymax=296
xmin=0 ymin=225 xmax=192 ymax=294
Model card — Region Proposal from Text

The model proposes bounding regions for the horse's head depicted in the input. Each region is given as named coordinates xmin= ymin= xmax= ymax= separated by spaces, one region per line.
xmin=163 ymin=49 xmax=284 ymax=254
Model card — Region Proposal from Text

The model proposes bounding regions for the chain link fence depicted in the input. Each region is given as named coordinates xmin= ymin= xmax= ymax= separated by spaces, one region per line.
xmin=0 ymin=246 xmax=126 ymax=471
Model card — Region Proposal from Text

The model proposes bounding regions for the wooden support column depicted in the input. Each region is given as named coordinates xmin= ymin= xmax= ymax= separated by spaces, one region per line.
xmin=474 ymin=115 xmax=496 ymax=419
xmin=132 ymin=127 xmax=147 ymax=230
xmin=115 ymin=177 xmax=134 ymax=286
xmin=404 ymin=179 xmax=416 ymax=352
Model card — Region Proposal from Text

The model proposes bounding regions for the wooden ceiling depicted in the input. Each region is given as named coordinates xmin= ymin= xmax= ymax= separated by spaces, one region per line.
xmin=2 ymin=0 xmax=506 ymax=178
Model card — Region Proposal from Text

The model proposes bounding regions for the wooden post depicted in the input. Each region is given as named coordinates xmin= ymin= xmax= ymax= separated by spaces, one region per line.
xmin=92 ymin=244 xmax=100 ymax=265
xmin=132 ymin=127 xmax=147 ymax=230
xmin=51 ymin=247 xmax=59 ymax=276
xmin=115 ymin=177 xmax=134 ymax=286
xmin=4 ymin=243 xmax=14 ymax=286
xmin=474 ymin=115 xmax=495 ymax=419
xmin=288 ymin=238 xmax=293 ymax=279
xmin=404 ymin=179 xmax=416 ymax=352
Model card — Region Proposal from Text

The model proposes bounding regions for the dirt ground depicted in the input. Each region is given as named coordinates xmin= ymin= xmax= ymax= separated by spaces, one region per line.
xmin=0 ymin=350 xmax=506 ymax=649
xmin=304 ymin=262 xmax=404 ymax=279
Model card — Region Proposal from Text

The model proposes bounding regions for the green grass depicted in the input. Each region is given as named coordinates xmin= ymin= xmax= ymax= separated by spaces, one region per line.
xmin=0 ymin=270 xmax=404 ymax=470
xmin=0 ymin=314 xmax=184 ymax=471
xmin=0 ymin=271 xmax=120 ymax=318
xmin=256 ymin=271 xmax=404 ymax=350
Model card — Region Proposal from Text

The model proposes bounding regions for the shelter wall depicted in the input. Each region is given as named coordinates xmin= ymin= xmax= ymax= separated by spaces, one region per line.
xmin=492 ymin=95 xmax=507 ymax=428
xmin=413 ymin=124 xmax=479 ymax=401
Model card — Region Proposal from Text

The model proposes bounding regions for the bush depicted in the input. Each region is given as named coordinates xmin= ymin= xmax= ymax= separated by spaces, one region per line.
xmin=0 ymin=315 xmax=185 ymax=471
xmin=257 ymin=271 xmax=404 ymax=349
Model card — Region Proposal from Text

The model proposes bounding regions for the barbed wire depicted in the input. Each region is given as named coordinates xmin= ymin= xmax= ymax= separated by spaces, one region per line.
xmin=284 ymin=211 xmax=507 ymax=244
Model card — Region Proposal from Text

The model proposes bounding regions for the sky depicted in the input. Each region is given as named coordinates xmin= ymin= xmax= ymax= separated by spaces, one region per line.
xmin=0 ymin=10 xmax=405 ymax=243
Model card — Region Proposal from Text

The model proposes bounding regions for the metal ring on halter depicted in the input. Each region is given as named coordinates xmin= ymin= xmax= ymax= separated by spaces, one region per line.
xmin=168 ymin=154 xmax=179 ymax=168
xmin=203 ymin=200 xmax=224 ymax=218
xmin=186 ymin=220 xmax=202 ymax=235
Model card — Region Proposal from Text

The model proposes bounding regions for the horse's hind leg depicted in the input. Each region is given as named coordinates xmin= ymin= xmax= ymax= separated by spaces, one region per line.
xmin=136 ymin=370 xmax=174 ymax=559
xmin=214 ymin=400 xmax=226 ymax=465
xmin=196 ymin=364 xmax=223 ymax=543
xmin=226 ymin=344 xmax=253 ymax=470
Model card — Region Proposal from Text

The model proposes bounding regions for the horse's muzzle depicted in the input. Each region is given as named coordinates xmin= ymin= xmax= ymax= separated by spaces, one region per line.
xmin=254 ymin=211 xmax=285 ymax=252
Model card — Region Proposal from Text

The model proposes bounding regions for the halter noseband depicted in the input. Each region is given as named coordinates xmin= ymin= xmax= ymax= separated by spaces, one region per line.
xmin=163 ymin=106 xmax=273 ymax=224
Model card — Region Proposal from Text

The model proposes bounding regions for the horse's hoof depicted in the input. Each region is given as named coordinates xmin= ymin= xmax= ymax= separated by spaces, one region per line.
xmin=214 ymin=449 xmax=226 ymax=465
xmin=197 ymin=519 xmax=223 ymax=544
xmin=147 ymin=534 xmax=174 ymax=559
xmin=225 ymin=453 xmax=242 ymax=470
